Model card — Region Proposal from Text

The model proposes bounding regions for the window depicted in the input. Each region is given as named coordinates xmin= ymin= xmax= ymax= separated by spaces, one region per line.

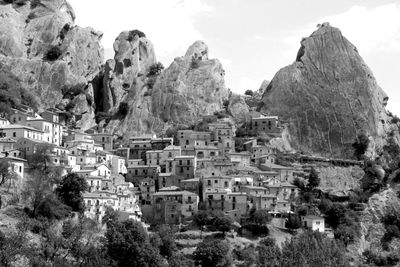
xmin=214 ymin=180 xmax=218 ymax=184
xmin=187 ymin=160 xmax=190 ymax=165
xmin=207 ymin=180 xmax=211 ymax=186
xmin=224 ymin=181 xmax=228 ymax=188
xmin=13 ymin=132 xmax=16 ymax=137
xmin=19 ymin=166 xmax=22 ymax=173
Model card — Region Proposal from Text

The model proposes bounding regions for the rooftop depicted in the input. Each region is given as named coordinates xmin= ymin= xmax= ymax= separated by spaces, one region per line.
xmin=0 ymin=124 xmax=44 ymax=132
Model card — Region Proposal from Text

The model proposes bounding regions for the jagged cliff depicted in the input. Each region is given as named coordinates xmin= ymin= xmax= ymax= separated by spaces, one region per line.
xmin=259 ymin=23 xmax=390 ymax=158
xmin=0 ymin=0 xmax=103 ymax=129
xmin=103 ymin=39 xmax=229 ymax=137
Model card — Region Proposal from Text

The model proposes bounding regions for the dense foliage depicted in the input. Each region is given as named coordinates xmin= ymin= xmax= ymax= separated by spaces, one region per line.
xmin=56 ymin=173 xmax=88 ymax=213
xmin=193 ymin=238 xmax=231 ymax=267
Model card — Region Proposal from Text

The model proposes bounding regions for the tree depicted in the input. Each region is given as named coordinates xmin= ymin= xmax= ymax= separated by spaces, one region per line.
xmin=257 ymin=237 xmax=281 ymax=267
xmin=249 ymin=209 xmax=272 ymax=226
xmin=102 ymin=206 xmax=120 ymax=227
xmin=285 ymin=214 xmax=302 ymax=230
xmin=168 ymin=253 xmax=194 ymax=267
xmin=193 ymin=238 xmax=231 ymax=267
xmin=56 ymin=173 xmax=88 ymax=212
xmin=280 ymin=231 xmax=348 ymax=267
xmin=148 ymin=62 xmax=164 ymax=76
xmin=22 ymin=169 xmax=54 ymax=216
xmin=0 ymin=159 xmax=10 ymax=186
xmin=352 ymin=133 xmax=369 ymax=160
xmin=307 ymin=167 xmax=320 ymax=190
xmin=35 ymin=193 xmax=70 ymax=220
xmin=153 ymin=224 xmax=177 ymax=258
xmin=244 ymin=208 xmax=271 ymax=235
xmin=0 ymin=230 xmax=33 ymax=267
xmin=105 ymin=219 xmax=165 ymax=267
xmin=213 ymin=215 xmax=234 ymax=234
xmin=26 ymin=143 xmax=54 ymax=171
xmin=244 ymin=89 xmax=254 ymax=96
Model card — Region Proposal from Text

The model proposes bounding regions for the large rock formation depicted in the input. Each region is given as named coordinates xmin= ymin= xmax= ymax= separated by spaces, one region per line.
xmin=104 ymin=39 xmax=229 ymax=137
xmin=101 ymin=30 xmax=156 ymax=113
xmin=0 ymin=0 xmax=103 ymax=129
xmin=259 ymin=23 xmax=389 ymax=158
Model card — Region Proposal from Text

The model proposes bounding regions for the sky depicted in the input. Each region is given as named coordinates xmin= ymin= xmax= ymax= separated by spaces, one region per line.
xmin=69 ymin=0 xmax=400 ymax=115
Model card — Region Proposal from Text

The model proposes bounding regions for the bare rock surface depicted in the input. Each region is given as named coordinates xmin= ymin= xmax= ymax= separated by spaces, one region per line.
xmin=260 ymin=23 xmax=390 ymax=158
xmin=0 ymin=0 xmax=103 ymax=129
xmin=105 ymin=40 xmax=230 ymax=137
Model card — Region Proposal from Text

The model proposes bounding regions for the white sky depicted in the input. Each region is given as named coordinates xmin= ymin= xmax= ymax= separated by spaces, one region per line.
xmin=69 ymin=0 xmax=400 ymax=115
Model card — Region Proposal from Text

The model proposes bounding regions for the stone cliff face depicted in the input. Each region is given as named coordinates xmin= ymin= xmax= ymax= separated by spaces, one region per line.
xmin=104 ymin=40 xmax=229 ymax=137
xmin=151 ymin=40 xmax=228 ymax=124
xmin=347 ymin=189 xmax=400 ymax=264
xmin=101 ymin=31 xmax=156 ymax=113
xmin=0 ymin=0 xmax=103 ymax=129
xmin=259 ymin=23 xmax=389 ymax=158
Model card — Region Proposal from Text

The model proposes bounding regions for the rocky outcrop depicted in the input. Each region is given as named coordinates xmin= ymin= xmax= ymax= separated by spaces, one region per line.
xmin=151 ymin=40 xmax=229 ymax=124
xmin=259 ymin=23 xmax=389 ymax=158
xmin=101 ymin=31 xmax=156 ymax=113
xmin=228 ymin=94 xmax=250 ymax=123
xmin=105 ymin=40 xmax=229 ymax=137
xmin=0 ymin=0 xmax=103 ymax=129
xmin=347 ymin=189 xmax=400 ymax=264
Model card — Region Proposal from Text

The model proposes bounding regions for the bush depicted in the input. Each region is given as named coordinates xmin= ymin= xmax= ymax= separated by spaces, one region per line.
xmin=193 ymin=238 xmax=231 ymax=267
xmin=244 ymin=89 xmax=254 ymax=96
xmin=285 ymin=214 xmax=302 ymax=230
xmin=44 ymin=46 xmax=62 ymax=61
xmin=34 ymin=194 xmax=71 ymax=221
xmin=118 ymin=102 xmax=129 ymax=116
xmin=147 ymin=62 xmax=164 ymax=76
xmin=127 ymin=29 xmax=146 ymax=41
xmin=392 ymin=115 xmax=400 ymax=124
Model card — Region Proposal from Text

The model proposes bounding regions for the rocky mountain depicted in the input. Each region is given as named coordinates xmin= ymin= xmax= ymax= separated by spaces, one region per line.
xmin=102 ymin=39 xmax=229 ymax=137
xmin=259 ymin=23 xmax=390 ymax=158
xmin=0 ymin=0 xmax=104 ymax=129
xmin=0 ymin=0 xmax=231 ymax=135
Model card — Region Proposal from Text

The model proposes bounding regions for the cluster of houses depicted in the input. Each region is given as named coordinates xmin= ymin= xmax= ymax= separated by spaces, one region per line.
xmin=0 ymin=106 xmax=326 ymax=232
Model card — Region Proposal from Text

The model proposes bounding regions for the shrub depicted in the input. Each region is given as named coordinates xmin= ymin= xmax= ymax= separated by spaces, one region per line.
xmin=392 ymin=115 xmax=400 ymax=124
xmin=147 ymin=62 xmax=164 ymax=76
xmin=118 ymin=102 xmax=129 ymax=116
xmin=244 ymin=89 xmax=254 ymax=96
xmin=44 ymin=45 xmax=62 ymax=61
xmin=34 ymin=194 xmax=71 ymax=221
xmin=127 ymin=29 xmax=146 ymax=41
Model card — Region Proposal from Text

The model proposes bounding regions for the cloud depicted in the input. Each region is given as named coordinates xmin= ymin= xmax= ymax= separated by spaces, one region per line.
xmin=69 ymin=0 xmax=212 ymax=64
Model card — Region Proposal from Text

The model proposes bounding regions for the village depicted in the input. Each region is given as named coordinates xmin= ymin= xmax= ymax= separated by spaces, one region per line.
xmin=0 ymin=105 xmax=363 ymax=235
